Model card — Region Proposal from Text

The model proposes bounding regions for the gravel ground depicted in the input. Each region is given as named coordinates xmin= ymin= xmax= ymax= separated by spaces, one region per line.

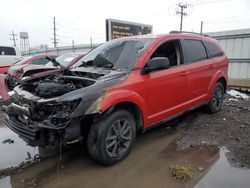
xmin=176 ymin=93 xmax=250 ymax=168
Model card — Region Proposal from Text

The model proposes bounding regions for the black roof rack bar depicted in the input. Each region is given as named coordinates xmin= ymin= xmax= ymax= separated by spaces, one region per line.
xmin=169 ymin=30 xmax=209 ymax=37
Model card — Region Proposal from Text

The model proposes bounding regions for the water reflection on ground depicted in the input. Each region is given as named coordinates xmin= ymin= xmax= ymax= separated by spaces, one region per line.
xmin=195 ymin=148 xmax=250 ymax=188
xmin=0 ymin=127 xmax=38 ymax=169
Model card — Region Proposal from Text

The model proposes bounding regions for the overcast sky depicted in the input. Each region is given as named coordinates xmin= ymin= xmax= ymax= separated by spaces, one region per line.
xmin=0 ymin=0 xmax=250 ymax=48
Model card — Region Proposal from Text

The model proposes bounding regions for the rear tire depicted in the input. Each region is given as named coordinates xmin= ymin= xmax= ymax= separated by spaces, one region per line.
xmin=87 ymin=109 xmax=136 ymax=166
xmin=207 ymin=82 xmax=224 ymax=113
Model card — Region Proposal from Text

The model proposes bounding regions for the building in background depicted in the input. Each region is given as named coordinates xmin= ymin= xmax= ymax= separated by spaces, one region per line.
xmin=209 ymin=29 xmax=250 ymax=89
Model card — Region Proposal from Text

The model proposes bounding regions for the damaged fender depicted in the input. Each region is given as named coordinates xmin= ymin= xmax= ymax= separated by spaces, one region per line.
xmin=100 ymin=89 xmax=148 ymax=126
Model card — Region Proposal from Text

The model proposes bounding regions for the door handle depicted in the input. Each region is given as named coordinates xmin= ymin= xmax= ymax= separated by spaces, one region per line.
xmin=180 ymin=71 xmax=189 ymax=76
xmin=209 ymin=64 xmax=216 ymax=69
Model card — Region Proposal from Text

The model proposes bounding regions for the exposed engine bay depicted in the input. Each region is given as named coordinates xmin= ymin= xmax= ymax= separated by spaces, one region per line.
xmin=20 ymin=74 xmax=97 ymax=98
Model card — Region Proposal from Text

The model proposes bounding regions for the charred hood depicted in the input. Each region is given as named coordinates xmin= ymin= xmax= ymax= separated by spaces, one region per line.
xmin=15 ymin=67 xmax=127 ymax=100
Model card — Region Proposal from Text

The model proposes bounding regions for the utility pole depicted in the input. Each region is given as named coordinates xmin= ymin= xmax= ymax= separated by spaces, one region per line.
xmin=72 ymin=40 xmax=75 ymax=52
xmin=176 ymin=3 xmax=188 ymax=32
xmin=53 ymin=17 xmax=57 ymax=48
xmin=200 ymin=21 xmax=203 ymax=34
xmin=9 ymin=30 xmax=17 ymax=46
xmin=90 ymin=37 xmax=93 ymax=49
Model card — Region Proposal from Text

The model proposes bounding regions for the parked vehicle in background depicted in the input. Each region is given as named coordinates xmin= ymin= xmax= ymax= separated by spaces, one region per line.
xmin=3 ymin=32 xmax=228 ymax=166
xmin=7 ymin=53 xmax=58 ymax=89
xmin=0 ymin=53 xmax=85 ymax=101
xmin=0 ymin=46 xmax=22 ymax=74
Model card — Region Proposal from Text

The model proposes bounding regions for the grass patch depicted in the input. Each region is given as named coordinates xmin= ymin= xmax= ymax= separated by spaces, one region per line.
xmin=169 ymin=164 xmax=193 ymax=182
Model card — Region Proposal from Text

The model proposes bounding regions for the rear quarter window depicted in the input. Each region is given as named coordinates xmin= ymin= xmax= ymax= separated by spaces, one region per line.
xmin=32 ymin=58 xmax=50 ymax=65
xmin=181 ymin=39 xmax=207 ymax=64
xmin=203 ymin=41 xmax=223 ymax=58
xmin=0 ymin=47 xmax=16 ymax=56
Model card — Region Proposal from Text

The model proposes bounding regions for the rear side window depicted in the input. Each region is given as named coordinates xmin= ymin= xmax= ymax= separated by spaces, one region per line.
xmin=0 ymin=47 xmax=16 ymax=56
xmin=203 ymin=41 xmax=222 ymax=58
xmin=181 ymin=39 xmax=207 ymax=64
xmin=32 ymin=58 xmax=50 ymax=65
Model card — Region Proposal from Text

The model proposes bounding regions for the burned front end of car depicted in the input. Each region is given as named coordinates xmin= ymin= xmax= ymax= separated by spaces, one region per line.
xmin=3 ymin=69 xmax=125 ymax=147
xmin=3 ymin=96 xmax=82 ymax=147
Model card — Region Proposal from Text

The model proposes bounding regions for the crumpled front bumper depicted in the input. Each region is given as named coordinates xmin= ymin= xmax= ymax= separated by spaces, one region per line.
xmin=3 ymin=102 xmax=82 ymax=147
xmin=4 ymin=113 xmax=43 ymax=146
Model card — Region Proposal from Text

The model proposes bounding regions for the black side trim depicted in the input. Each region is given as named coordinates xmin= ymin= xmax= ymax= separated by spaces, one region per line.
xmin=143 ymin=102 xmax=208 ymax=132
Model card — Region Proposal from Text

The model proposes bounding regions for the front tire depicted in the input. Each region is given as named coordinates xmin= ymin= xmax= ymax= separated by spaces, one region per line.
xmin=87 ymin=109 xmax=136 ymax=166
xmin=207 ymin=82 xmax=224 ymax=113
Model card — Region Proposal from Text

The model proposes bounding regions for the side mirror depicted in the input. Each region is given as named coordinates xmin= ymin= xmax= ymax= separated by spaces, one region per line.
xmin=142 ymin=57 xmax=170 ymax=74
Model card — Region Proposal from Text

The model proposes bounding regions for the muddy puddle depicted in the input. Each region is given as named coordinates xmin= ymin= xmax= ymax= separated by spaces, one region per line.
xmin=0 ymin=128 xmax=220 ymax=188
xmin=0 ymin=124 xmax=249 ymax=188
xmin=0 ymin=126 xmax=38 ymax=169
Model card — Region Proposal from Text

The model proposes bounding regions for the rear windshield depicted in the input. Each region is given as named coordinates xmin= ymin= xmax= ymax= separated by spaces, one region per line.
xmin=0 ymin=47 xmax=16 ymax=56
xmin=72 ymin=38 xmax=154 ymax=70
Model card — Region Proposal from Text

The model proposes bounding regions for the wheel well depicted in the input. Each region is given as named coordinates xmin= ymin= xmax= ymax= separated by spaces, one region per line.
xmin=113 ymin=102 xmax=144 ymax=132
xmin=217 ymin=77 xmax=227 ymax=93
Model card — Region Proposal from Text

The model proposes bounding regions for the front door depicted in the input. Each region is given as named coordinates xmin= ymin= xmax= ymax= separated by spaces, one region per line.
xmin=142 ymin=39 xmax=190 ymax=126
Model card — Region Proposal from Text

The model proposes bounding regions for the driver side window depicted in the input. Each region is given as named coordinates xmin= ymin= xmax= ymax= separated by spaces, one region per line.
xmin=150 ymin=40 xmax=182 ymax=67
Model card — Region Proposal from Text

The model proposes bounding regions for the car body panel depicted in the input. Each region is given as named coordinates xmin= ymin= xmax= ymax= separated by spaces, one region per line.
xmin=0 ymin=74 xmax=9 ymax=101
xmin=0 ymin=64 xmax=12 ymax=74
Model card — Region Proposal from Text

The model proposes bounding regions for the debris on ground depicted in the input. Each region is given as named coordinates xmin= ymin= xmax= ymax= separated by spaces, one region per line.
xmin=2 ymin=139 xmax=14 ymax=144
xmin=176 ymin=93 xmax=250 ymax=168
xmin=197 ymin=166 xmax=205 ymax=172
xmin=169 ymin=164 xmax=193 ymax=182
xmin=21 ymin=177 xmax=39 ymax=186
xmin=227 ymin=89 xmax=249 ymax=100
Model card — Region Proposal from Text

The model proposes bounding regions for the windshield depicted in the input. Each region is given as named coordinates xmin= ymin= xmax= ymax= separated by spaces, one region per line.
xmin=72 ymin=38 xmax=153 ymax=70
xmin=46 ymin=54 xmax=80 ymax=67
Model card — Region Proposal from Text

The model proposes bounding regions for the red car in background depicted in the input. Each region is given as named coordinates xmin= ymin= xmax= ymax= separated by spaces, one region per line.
xmin=7 ymin=53 xmax=58 ymax=85
xmin=0 ymin=53 xmax=85 ymax=102
xmin=0 ymin=53 xmax=57 ymax=75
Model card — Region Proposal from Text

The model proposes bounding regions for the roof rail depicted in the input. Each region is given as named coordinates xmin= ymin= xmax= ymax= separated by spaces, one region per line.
xmin=169 ymin=30 xmax=209 ymax=37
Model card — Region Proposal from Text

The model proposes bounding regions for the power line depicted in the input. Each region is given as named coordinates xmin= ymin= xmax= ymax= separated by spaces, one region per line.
xmin=9 ymin=30 xmax=18 ymax=46
xmin=57 ymin=22 xmax=99 ymax=35
xmin=188 ymin=0 xmax=232 ymax=5
xmin=28 ymin=24 xmax=51 ymax=34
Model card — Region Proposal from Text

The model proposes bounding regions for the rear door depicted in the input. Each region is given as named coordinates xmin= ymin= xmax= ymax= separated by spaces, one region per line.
xmin=180 ymin=39 xmax=216 ymax=105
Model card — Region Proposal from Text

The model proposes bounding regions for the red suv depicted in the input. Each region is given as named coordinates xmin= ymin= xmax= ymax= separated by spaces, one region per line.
xmin=3 ymin=32 xmax=228 ymax=165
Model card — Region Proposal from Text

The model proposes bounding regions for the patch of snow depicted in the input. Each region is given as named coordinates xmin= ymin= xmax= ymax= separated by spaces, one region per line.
xmin=227 ymin=90 xmax=249 ymax=100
